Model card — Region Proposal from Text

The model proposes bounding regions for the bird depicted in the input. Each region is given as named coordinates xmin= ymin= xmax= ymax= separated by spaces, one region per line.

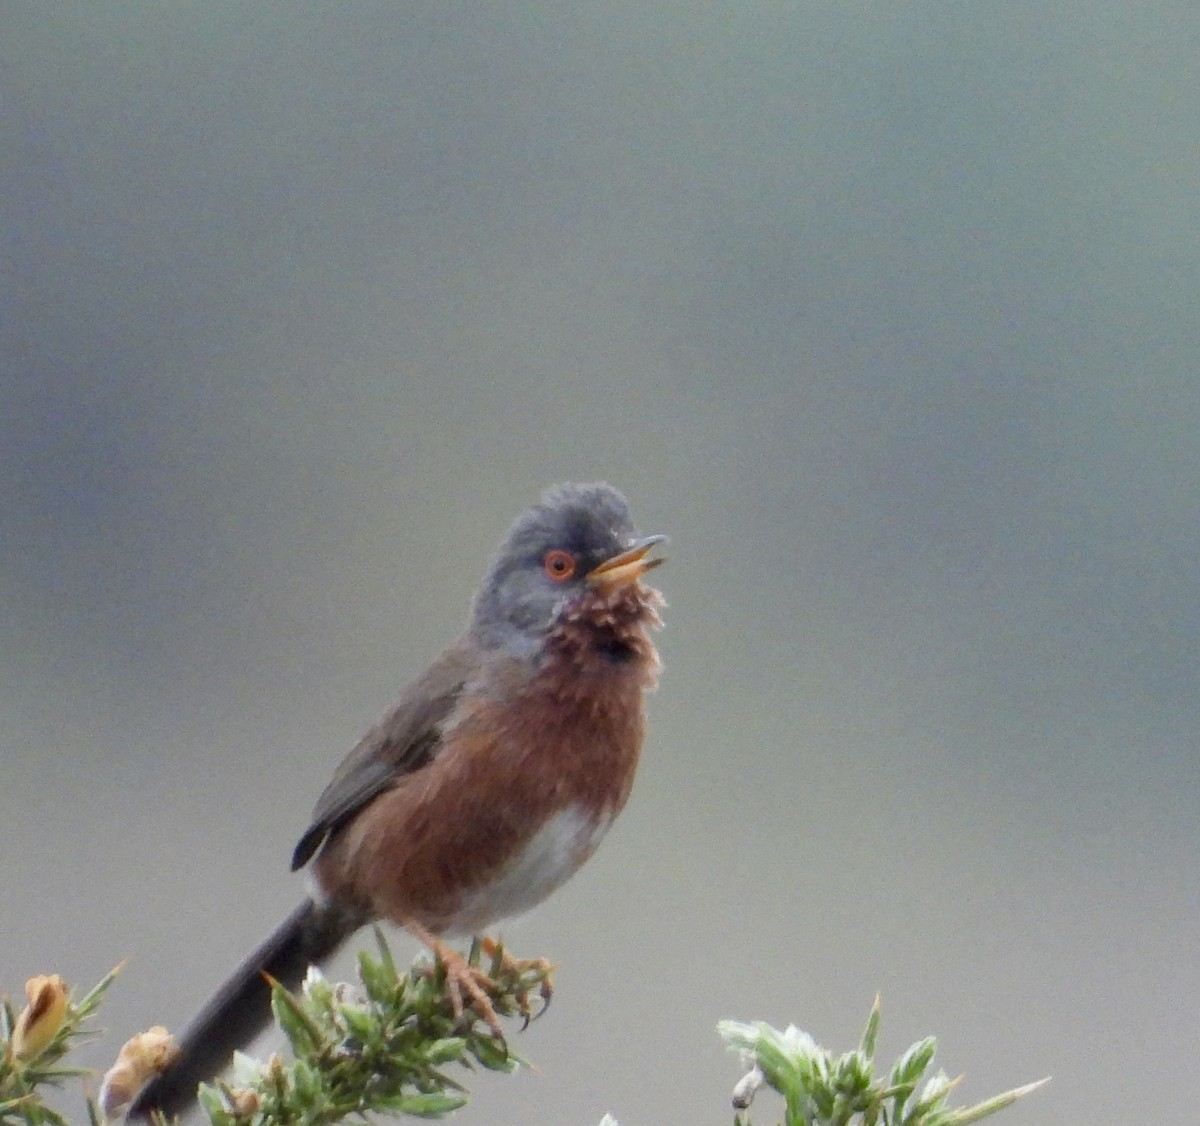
xmin=128 ymin=482 xmax=666 ymax=1118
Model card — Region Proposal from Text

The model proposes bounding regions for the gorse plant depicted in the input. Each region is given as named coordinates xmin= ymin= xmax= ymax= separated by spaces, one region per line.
xmin=1 ymin=967 xmax=120 ymax=1126
xmin=195 ymin=933 xmax=549 ymax=1125
xmin=1 ymin=949 xmax=1045 ymax=1126
xmin=719 ymin=999 xmax=1048 ymax=1126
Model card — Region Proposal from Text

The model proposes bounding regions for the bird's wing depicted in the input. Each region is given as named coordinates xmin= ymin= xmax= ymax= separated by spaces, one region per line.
xmin=290 ymin=641 xmax=478 ymax=871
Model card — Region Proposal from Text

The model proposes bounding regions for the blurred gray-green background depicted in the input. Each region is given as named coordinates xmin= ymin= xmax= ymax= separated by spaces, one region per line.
xmin=3 ymin=5 xmax=1197 ymax=1123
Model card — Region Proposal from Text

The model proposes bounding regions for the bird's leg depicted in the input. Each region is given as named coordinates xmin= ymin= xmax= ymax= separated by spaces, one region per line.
xmin=479 ymin=936 xmax=554 ymax=1027
xmin=404 ymin=921 xmax=505 ymax=1041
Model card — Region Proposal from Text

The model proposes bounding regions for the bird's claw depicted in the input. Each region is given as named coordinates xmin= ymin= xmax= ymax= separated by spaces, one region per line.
xmin=479 ymin=937 xmax=554 ymax=1028
xmin=435 ymin=945 xmax=507 ymax=1042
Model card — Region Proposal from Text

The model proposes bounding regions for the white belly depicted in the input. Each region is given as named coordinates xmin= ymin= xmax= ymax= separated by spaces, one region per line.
xmin=449 ymin=805 xmax=613 ymax=935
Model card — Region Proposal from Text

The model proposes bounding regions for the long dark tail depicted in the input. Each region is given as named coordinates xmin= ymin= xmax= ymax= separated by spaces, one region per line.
xmin=128 ymin=899 xmax=361 ymax=1120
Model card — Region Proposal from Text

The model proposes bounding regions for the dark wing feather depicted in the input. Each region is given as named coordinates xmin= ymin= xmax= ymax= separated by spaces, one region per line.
xmin=290 ymin=640 xmax=477 ymax=870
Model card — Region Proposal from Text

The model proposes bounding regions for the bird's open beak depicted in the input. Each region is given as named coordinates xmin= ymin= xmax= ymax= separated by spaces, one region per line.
xmin=586 ymin=534 xmax=667 ymax=588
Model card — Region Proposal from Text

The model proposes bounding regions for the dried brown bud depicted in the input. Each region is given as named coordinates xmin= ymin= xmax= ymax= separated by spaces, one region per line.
xmin=228 ymin=1087 xmax=262 ymax=1118
xmin=264 ymin=1052 xmax=288 ymax=1089
xmin=98 ymin=1026 xmax=179 ymax=1120
xmin=11 ymin=974 xmax=70 ymax=1064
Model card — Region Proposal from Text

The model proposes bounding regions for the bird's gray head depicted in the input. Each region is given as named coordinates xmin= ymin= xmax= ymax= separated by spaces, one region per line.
xmin=469 ymin=482 xmax=665 ymax=658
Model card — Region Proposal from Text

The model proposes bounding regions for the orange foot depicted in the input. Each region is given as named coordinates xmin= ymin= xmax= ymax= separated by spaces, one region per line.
xmin=479 ymin=937 xmax=554 ymax=1028
xmin=405 ymin=922 xmax=555 ymax=1039
xmin=405 ymin=921 xmax=506 ymax=1039
xmin=440 ymin=945 xmax=504 ymax=1039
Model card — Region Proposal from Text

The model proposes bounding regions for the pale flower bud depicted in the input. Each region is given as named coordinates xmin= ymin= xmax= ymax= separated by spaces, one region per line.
xmin=10 ymin=974 xmax=69 ymax=1064
xmin=98 ymin=1026 xmax=179 ymax=1120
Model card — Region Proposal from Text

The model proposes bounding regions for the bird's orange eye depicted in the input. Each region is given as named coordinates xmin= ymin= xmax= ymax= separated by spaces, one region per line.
xmin=543 ymin=549 xmax=577 ymax=581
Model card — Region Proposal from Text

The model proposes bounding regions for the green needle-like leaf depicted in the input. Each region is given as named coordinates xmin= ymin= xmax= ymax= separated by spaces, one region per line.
xmin=925 ymin=1077 xmax=1052 ymax=1126
xmin=859 ymin=996 xmax=881 ymax=1059
xmin=890 ymin=1036 xmax=938 ymax=1088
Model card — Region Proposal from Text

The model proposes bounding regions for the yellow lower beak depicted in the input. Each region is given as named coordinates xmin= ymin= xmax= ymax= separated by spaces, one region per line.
xmin=586 ymin=535 xmax=667 ymax=588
